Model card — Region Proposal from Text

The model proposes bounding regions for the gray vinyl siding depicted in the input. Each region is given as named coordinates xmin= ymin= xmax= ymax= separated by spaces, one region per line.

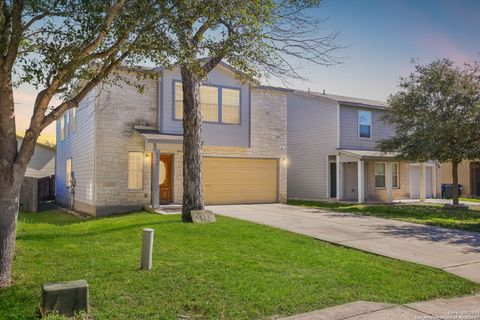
xmin=55 ymin=90 xmax=96 ymax=207
xmin=287 ymin=94 xmax=338 ymax=199
xmin=159 ymin=66 xmax=250 ymax=147
xmin=339 ymin=105 xmax=393 ymax=150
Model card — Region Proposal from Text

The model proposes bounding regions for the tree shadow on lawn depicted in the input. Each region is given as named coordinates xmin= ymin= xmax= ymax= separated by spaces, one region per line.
xmin=372 ymin=223 xmax=480 ymax=254
xmin=17 ymin=212 xmax=182 ymax=241
xmin=291 ymin=201 xmax=480 ymax=230
xmin=19 ymin=210 xmax=88 ymax=226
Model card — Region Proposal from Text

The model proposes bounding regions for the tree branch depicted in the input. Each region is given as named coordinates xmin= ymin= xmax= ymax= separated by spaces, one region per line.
xmin=0 ymin=0 xmax=11 ymax=58
xmin=79 ymin=0 xmax=125 ymax=58
xmin=192 ymin=21 xmax=211 ymax=47
xmin=22 ymin=12 xmax=48 ymax=32
xmin=4 ymin=0 xmax=23 ymax=69
xmin=202 ymin=55 xmax=224 ymax=74
xmin=39 ymin=31 xmax=144 ymax=131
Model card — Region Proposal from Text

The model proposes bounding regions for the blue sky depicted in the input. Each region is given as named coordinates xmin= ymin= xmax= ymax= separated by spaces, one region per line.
xmin=269 ymin=0 xmax=480 ymax=98
xmin=14 ymin=0 xmax=480 ymax=140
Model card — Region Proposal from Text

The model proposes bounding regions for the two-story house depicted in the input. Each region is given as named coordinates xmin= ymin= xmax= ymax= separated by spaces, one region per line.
xmin=55 ymin=62 xmax=287 ymax=216
xmin=287 ymin=90 xmax=440 ymax=203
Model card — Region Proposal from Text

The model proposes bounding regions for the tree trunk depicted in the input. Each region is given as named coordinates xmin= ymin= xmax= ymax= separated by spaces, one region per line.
xmin=180 ymin=65 xmax=205 ymax=222
xmin=0 ymin=69 xmax=22 ymax=288
xmin=0 ymin=172 xmax=21 ymax=288
xmin=451 ymin=161 xmax=459 ymax=206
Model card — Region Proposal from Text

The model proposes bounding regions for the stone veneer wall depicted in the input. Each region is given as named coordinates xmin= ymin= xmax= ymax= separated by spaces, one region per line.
xmin=169 ymin=88 xmax=288 ymax=204
xmin=94 ymin=72 xmax=157 ymax=215
xmin=366 ymin=161 xmax=410 ymax=201
xmin=92 ymin=79 xmax=287 ymax=214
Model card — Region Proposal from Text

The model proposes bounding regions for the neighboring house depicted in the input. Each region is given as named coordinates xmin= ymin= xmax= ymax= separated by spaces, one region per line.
xmin=17 ymin=136 xmax=56 ymax=212
xmin=17 ymin=136 xmax=55 ymax=178
xmin=55 ymin=62 xmax=287 ymax=216
xmin=287 ymin=90 xmax=440 ymax=203
xmin=440 ymin=161 xmax=480 ymax=197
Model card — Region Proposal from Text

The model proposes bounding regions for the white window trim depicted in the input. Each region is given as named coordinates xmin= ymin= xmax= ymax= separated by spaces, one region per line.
xmin=374 ymin=161 xmax=386 ymax=189
xmin=358 ymin=110 xmax=372 ymax=140
xmin=392 ymin=162 xmax=400 ymax=189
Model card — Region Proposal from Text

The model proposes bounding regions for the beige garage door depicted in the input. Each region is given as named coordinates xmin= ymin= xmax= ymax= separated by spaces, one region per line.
xmin=202 ymin=157 xmax=278 ymax=205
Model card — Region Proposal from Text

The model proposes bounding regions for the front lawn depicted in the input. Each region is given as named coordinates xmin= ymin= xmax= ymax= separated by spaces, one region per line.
xmin=1 ymin=210 xmax=478 ymax=319
xmin=288 ymin=200 xmax=480 ymax=233
xmin=461 ymin=197 xmax=480 ymax=203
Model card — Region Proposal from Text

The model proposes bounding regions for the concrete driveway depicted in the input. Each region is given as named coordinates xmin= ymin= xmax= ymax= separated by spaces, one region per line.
xmin=207 ymin=203 xmax=480 ymax=282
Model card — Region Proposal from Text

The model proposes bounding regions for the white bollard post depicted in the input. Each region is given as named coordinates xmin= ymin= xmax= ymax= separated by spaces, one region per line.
xmin=141 ymin=228 xmax=154 ymax=270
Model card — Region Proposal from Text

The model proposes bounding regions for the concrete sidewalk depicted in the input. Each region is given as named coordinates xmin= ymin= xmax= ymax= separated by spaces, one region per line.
xmin=278 ymin=294 xmax=480 ymax=320
xmin=208 ymin=204 xmax=480 ymax=282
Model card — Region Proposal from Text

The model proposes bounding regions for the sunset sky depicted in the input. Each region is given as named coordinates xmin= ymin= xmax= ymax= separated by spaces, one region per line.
xmin=14 ymin=0 xmax=480 ymax=144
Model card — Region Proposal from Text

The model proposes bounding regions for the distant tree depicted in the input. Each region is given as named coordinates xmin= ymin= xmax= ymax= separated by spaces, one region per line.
xmin=154 ymin=0 xmax=341 ymax=222
xmin=0 ymin=0 xmax=167 ymax=288
xmin=378 ymin=59 xmax=480 ymax=205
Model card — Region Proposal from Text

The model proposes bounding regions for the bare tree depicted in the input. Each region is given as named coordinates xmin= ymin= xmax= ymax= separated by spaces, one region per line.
xmin=0 ymin=0 xmax=166 ymax=288
xmin=154 ymin=0 xmax=341 ymax=221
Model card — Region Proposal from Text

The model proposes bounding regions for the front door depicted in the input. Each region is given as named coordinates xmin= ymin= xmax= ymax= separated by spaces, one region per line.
xmin=343 ymin=162 xmax=358 ymax=201
xmin=410 ymin=165 xmax=419 ymax=198
xmin=159 ymin=155 xmax=172 ymax=204
xmin=425 ymin=166 xmax=433 ymax=198
xmin=330 ymin=162 xmax=337 ymax=198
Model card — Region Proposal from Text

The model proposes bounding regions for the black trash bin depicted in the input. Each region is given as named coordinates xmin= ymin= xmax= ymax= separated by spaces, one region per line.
xmin=441 ymin=184 xmax=462 ymax=199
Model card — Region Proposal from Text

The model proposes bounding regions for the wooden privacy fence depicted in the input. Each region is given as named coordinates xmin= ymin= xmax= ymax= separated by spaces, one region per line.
xmin=20 ymin=175 xmax=55 ymax=212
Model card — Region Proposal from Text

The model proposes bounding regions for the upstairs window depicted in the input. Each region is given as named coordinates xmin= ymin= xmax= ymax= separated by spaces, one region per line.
xmin=71 ymin=108 xmax=77 ymax=133
xmin=174 ymin=81 xmax=240 ymax=124
xmin=375 ymin=162 xmax=385 ymax=188
xmin=200 ymin=85 xmax=219 ymax=122
xmin=358 ymin=110 xmax=372 ymax=139
xmin=222 ymin=88 xmax=240 ymax=124
xmin=174 ymin=82 xmax=184 ymax=120
xmin=60 ymin=116 xmax=65 ymax=141
xmin=65 ymin=112 xmax=70 ymax=139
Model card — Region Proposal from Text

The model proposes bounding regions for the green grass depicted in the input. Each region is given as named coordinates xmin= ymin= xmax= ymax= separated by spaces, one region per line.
xmin=288 ymin=199 xmax=480 ymax=232
xmin=460 ymin=197 xmax=480 ymax=203
xmin=1 ymin=210 xmax=479 ymax=319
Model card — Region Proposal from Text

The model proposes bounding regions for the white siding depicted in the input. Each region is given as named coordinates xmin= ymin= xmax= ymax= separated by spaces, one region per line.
xmin=55 ymin=90 xmax=96 ymax=208
xmin=287 ymin=93 xmax=338 ymax=199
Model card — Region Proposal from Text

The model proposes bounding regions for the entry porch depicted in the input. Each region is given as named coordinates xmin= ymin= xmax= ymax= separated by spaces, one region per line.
xmin=328 ymin=149 xmax=438 ymax=203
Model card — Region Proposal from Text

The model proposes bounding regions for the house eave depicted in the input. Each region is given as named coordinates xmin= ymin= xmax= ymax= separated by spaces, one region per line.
xmin=134 ymin=127 xmax=183 ymax=144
